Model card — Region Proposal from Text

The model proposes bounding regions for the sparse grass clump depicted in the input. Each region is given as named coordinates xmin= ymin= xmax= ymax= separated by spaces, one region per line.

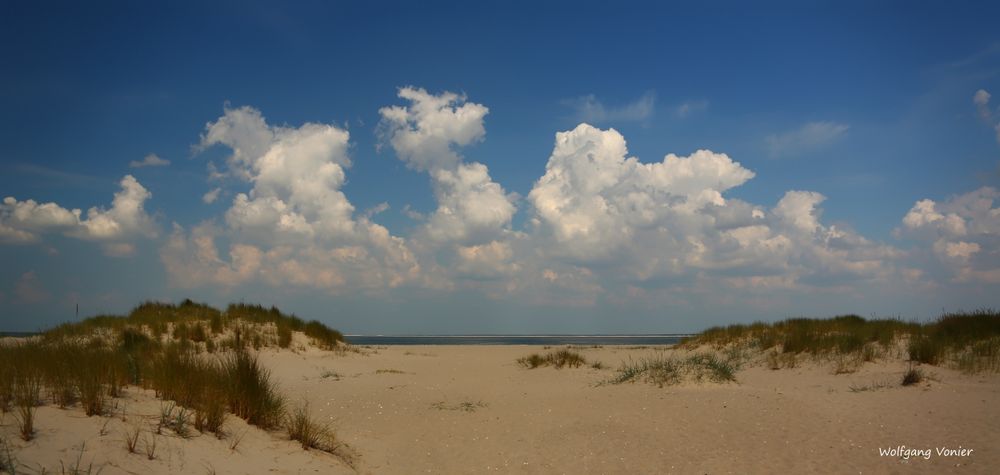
xmin=685 ymin=353 xmax=738 ymax=382
xmin=610 ymin=352 xmax=739 ymax=387
xmin=124 ymin=420 xmax=142 ymax=453
xmin=612 ymin=355 xmax=681 ymax=386
xmin=517 ymin=349 xmax=587 ymax=369
xmin=221 ymin=350 xmax=285 ymax=429
xmin=14 ymin=375 xmax=40 ymax=441
xmin=286 ymin=403 xmax=334 ymax=451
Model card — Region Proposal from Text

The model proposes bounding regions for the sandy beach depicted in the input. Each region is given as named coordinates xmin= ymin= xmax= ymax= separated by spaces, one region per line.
xmin=3 ymin=342 xmax=997 ymax=474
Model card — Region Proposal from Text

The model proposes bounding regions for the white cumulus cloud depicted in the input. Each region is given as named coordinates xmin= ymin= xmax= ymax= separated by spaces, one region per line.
xmin=525 ymin=123 xmax=896 ymax=291
xmin=0 ymin=175 xmax=156 ymax=255
xmin=898 ymin=187 xmax=1000 ymax=283
xmin=379 ymin=88 xmax=517 ymax=251
xmin=167 ymin=105 xmax=421 ymax=291
xmin=377 ymin=87 xmax=489 ymax=172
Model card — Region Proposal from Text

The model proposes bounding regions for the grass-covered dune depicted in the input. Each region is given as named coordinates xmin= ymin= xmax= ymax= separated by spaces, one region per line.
xmin=0 ymin=300 xmax=346 ymax=457
xmin=681 ymin=309 xmax=1000 ymax=374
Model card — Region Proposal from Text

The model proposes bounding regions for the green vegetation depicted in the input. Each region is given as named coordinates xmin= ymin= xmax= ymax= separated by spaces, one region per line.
xmin=902 ymin=365 xmax=924 ymax=386
xmin=682 ymin=310 xmax=1000 ymax=374
xmin=517 ymin=349 xmax=588 ymax=369
xmin=286 ymin=402 xmax=335 ymax=451
xmin=609 ymin=352 xmax=739 ymax=387
xmin=0 ymin=299 xmax=348 ymax=463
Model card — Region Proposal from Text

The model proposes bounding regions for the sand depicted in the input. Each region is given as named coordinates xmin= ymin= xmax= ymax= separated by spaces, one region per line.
xmin=3 ymin=343 xmax=998 ymax=474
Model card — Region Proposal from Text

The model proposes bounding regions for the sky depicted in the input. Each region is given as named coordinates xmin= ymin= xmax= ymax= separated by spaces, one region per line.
xmin=2 ymin=1 xmax=1000 ymax=334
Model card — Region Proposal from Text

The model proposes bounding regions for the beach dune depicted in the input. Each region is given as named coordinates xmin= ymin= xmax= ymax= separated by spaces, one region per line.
xmin=5 ymin=342 xmax=994 ymax=474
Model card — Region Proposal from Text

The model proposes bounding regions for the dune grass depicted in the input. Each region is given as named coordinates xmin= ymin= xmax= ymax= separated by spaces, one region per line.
xmin=610 ymin=352 xmax=739 ymax=387
xmin=0 ymin=299 xmax=348 ymax=462
xmin=286 ymin=403 xmax=335 ymax=451
xmin=517 ymin=349 xmax=588 ymax=369
xmin=681 ymin=309 xmax=1000 ymax=374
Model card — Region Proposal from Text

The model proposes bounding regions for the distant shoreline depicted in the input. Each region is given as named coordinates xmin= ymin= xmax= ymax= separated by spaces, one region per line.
xmin=0 ymin=331 xmax=39 ymax=337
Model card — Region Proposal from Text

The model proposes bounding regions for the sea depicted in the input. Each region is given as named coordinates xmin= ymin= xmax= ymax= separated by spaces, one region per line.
xmin=343 ymin=334 xmax=689 ymax=346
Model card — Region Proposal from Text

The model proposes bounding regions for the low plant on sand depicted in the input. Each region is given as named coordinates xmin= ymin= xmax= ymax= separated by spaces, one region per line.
xmin=902 ymin=365 xmax=924 ymax=386
xmin=144 ymin=433 xmax=157 ymax=460
xmin=60 ymin=442 xmax=102 ymax=475
xmin=123 ymin=420 xmax=142 ymax=453
xmin=611 ymin=355 xmax=681 ymax=386
xmin=286 ymin=403 xmax=334 ymax=451
xmin=517 ymin=349 xmax=587 ymax=369
xmin=13 ymin=375 xmax=40 ymax=441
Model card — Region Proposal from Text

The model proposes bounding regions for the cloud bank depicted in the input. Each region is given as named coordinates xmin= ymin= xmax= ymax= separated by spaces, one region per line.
xmin=1 ymin=175 xmax=156 ymax=256
xmin=5 ymin=87 xmax=999 ymax=313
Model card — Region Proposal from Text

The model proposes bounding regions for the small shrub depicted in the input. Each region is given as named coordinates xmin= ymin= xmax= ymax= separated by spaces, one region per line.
xmin=902 ymin=366 xmax=924 ymax=386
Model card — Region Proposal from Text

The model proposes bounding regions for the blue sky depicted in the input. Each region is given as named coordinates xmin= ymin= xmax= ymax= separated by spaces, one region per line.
xmin=2 ymin=1 xmax=1000 ymax=333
